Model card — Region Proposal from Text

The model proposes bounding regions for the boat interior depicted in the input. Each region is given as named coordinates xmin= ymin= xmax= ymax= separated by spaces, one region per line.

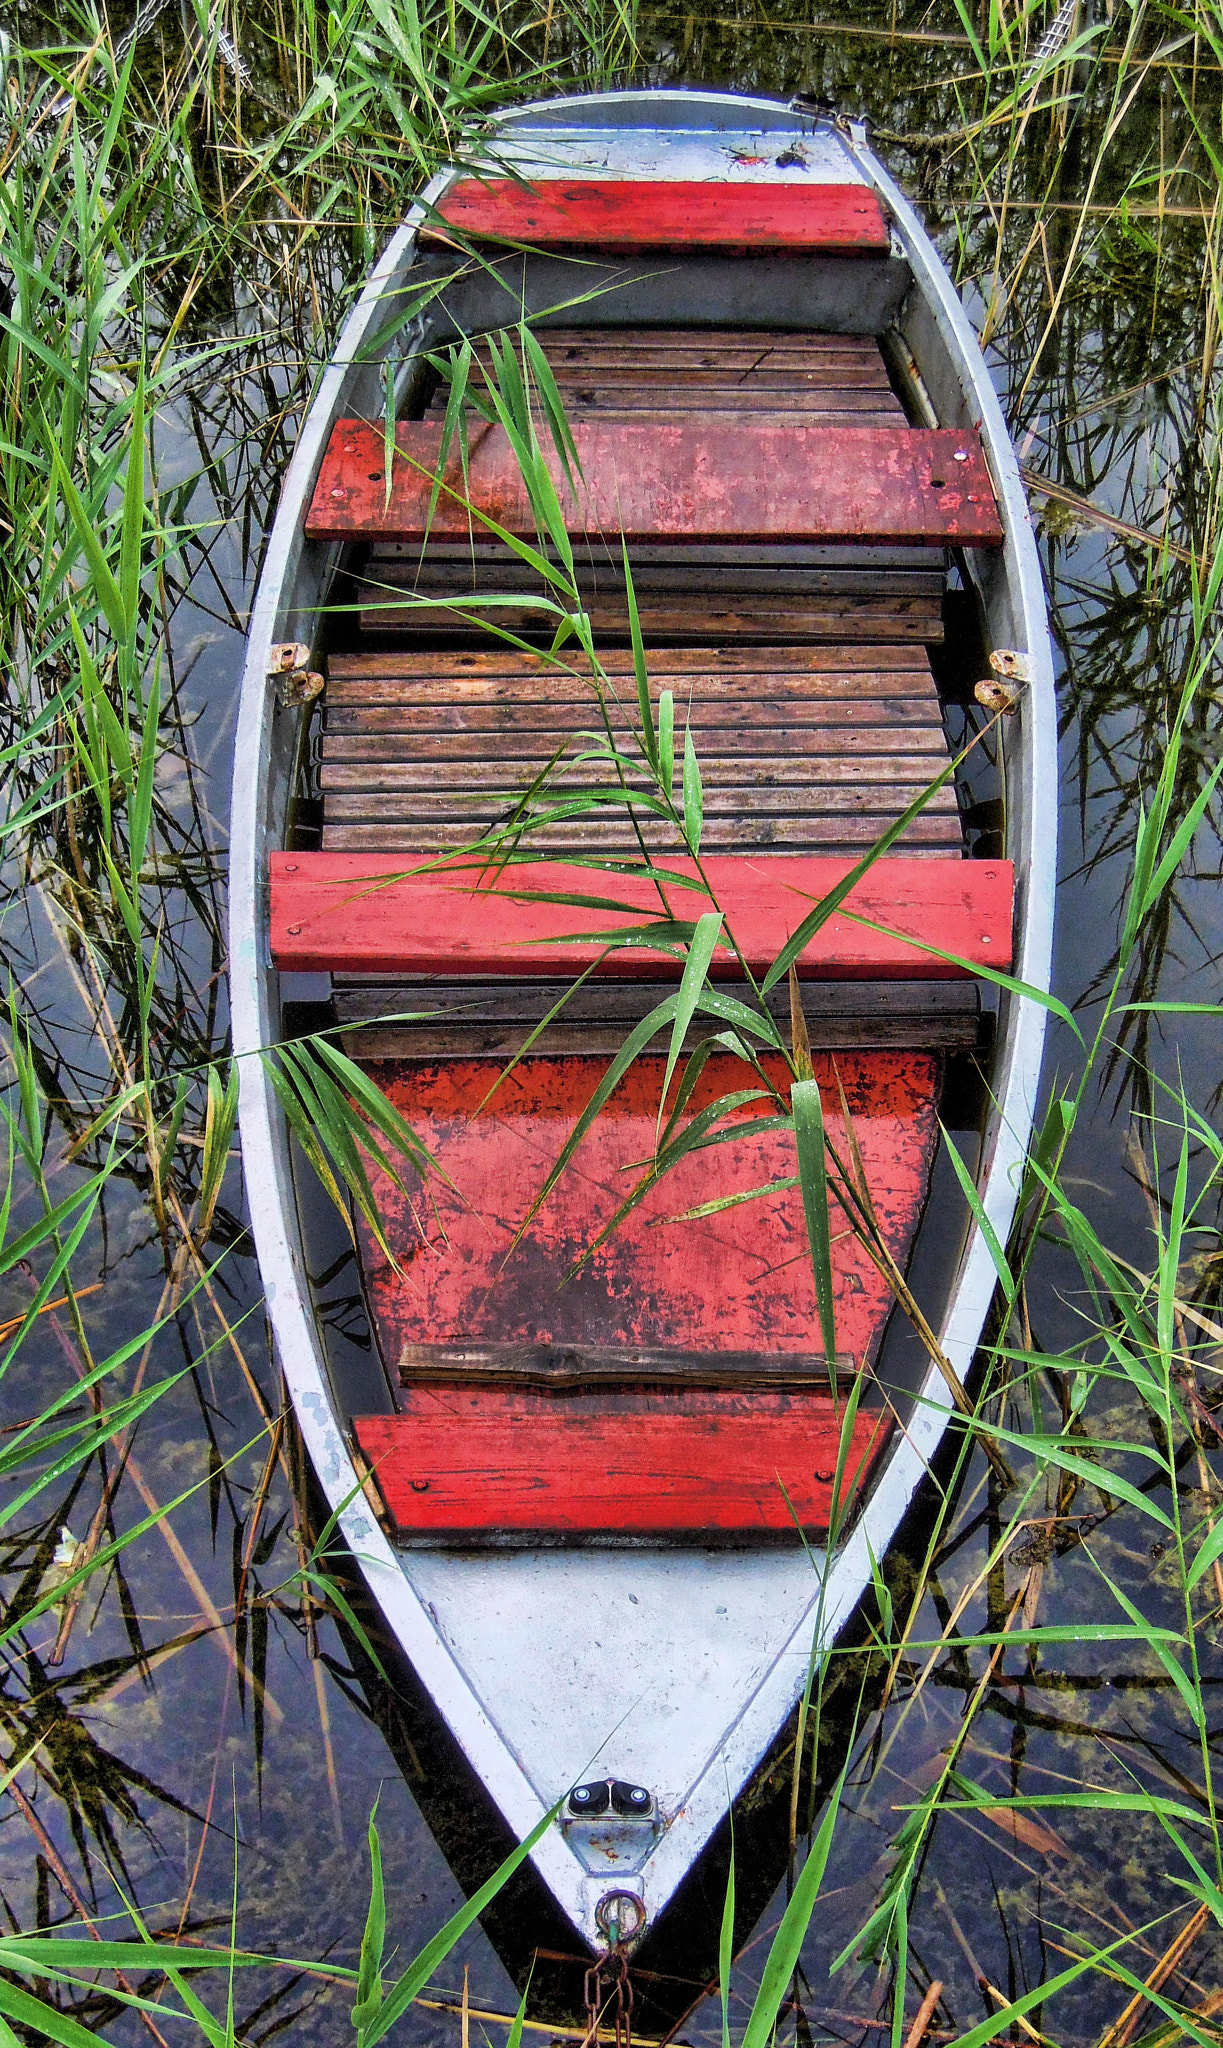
xmin=272 ymin=162 xmax=1013 ymax=1552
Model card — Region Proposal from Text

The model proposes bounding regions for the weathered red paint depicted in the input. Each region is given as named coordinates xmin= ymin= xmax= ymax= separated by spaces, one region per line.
xmin=353 ymin=1389 xmax=887 ymax=1537
xmin=270 ymin=852 xmax=1014 ymax=979
xmin=305 ymin=421 xmax=1005 ymax=547
xmin=355 ymin=1050 xmax=938 ymax=1374
xmin=422 ymin=178 xmax=891 ymax=256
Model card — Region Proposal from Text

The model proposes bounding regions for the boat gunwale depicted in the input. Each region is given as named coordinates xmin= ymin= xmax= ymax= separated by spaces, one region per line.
xmin=227 ymin=88 xmax=1056 ymax=1949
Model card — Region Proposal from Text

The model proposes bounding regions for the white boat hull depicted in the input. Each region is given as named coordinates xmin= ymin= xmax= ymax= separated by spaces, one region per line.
xmin=229 ymin=89 xmax=1056 ymax=1949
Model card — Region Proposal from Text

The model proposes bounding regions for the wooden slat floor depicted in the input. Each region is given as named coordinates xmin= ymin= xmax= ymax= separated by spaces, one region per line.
xmin=353 ymin=327 xmax=948 ymax=646
xmin=321 ymin=646 xmax=962 ymax=859
xmin=423 ymin=328 xmax=909 ymax=423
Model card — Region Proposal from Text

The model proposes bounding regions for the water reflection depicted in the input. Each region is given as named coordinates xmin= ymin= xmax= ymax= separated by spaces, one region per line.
xmin=1 ymin=0 xmax=1222 ymax=2037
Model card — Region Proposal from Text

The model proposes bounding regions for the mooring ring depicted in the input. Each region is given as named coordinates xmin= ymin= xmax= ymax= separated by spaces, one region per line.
xmin=595 ymin=1890 xmax=647 ymax=1944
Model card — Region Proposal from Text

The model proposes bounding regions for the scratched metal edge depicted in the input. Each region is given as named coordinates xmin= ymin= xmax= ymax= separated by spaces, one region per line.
xmin=228 ymin=89 xmax=1056 ymax=1956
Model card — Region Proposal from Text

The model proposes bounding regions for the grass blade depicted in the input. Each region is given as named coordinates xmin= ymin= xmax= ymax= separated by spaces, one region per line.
xmin=658 ymin=910 xmax=723 ymax=1138
xmin=683 ymin=722 xmax=704 ymax=853
xmin=740 ymin=1758 xmax=849 ymax=2048
xmin=941 ymin=1125 xmax=1015 ymax=1303
xmin=792 ymin=1077 xmax=838 ymax=1369
xmin=719 ymin=1811 xmax=735 ymax=2048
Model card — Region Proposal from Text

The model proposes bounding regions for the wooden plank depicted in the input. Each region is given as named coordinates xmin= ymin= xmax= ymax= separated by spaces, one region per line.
xmin=326 ymin=645 xmax=938 ymax=677
xmin=323 ymin=704 xmax=942 ymax=737
xmin=538 ymin=374 xmax=897 ymax=395
xmin=270 ymin=851 xmax=1012 ymax=977
xmin=396 ymin=1339 xmax=856 ymax=1388
xmin=325 ymin=676 xmax=941 ymax=707
xmin=354 ymin=588 xmax=944 ymax=622
xmin=360 ymin=585 xmax=944 ymax=611
xmin=527 ymin=328 xmax=879 ymax=352
xmin=355 ymin=600 xmax=944 ymax=645
xmin=521 ymin=363 xmax=896 ymax=380
xmin=536 ymin=353 xmax=892 ymax=373
xmin=342 ymin=1016 xmax=978 ymax=1058
xmin=427 ymin=392 xmax=905 ymax=418
xmin=432 ymin=365 xmax=899 ymax=389
xmin=322 ymin=729 xmax=952 ymax=761
xmin=323 ymin=667 xmax=946 ymax=720
xmin=359 ymin=555 xmax=945 ymax=596
xmin=364 ymin=541 xmax=947 ymax=569
xmin=326 ymin=677 xmax=942 ymax=708
xmin=424 ymin=178 xmax=891 ymax=255
xmin=478 ymin=384 xmax=902 ymax=403
xmin=323 ymin=675 xmax=934 ymax=700
xmin=320 ymin=783 xmax=963 ymax=817
xmin=307 ymin=420 xmax=1003 ymax=546
xmin=332 ymin=974 xmax=981 ymax=1053
xmin=540 ymin=341 xmax=888 ymax=354
xmin=352 ymin=1393 xmax=886 ymax=1538
xmin=326 ymin=690 xmax=941 ymax=723
xmin=320 ymin=817 xmax=966 ymax=853
xmin=333 ymin=975 xmax=978 ymax=1006
xmin=319 ymin=752 xmax=954 ymax=790
xmin=538 ymin=344 xmax=883 ymax=363
xmin=469 ymin=331 xmax=889 ymax=365
xmin=535 ymin=351 xmax=895 ymax=368
xmin=525 ymin=362 xmax=897 ymax=385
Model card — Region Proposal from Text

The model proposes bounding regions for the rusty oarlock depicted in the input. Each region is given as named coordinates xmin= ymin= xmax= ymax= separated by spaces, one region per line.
xmin=975 ymin=646 xmax=1031 ymax=715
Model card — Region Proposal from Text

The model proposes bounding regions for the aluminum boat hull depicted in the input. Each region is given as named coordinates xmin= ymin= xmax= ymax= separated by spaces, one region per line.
xmin=228 ymin=89 xmax=1056 ymax=1950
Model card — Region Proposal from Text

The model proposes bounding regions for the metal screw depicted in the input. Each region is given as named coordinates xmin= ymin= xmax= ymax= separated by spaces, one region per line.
xmin=284 ymin=862 xmax=298 ymax=873
xmin=980 ymin=934 xmax=992 ymax=944
xmin=953 ymin=449 xmax=970 ymax=461
xmin=331 ymin=487 xmax=345 ymax=499
xmin=287 ymin=923 xmax=301 ymax=936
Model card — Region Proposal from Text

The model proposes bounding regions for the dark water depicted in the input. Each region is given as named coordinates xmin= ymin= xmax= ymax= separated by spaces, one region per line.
xmin=2 ymin=6 xmax=1222 ymax=2040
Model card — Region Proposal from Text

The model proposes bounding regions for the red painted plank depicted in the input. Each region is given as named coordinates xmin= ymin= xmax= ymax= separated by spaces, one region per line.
xmin=270 ymin=852 xmax=1013 ymax=979
xmin=353 ymin=1389 xmax=887 ymax=1536
xmin=356 ymin=1051 xmax=938 ymax=1379
xmin=305 ymin=421 xmax=1004 ymax=547
xmin=423 ymin=178 xmax=891 ymax=256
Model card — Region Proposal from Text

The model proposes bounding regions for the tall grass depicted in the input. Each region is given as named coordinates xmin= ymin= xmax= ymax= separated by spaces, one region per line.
xmin=2 ymin=0 xmax=1223 ymax=2036
xmin=0 ymin=2 xmax=640 ymax=2036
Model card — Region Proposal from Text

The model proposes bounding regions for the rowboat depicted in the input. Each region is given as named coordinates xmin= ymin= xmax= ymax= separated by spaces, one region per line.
xmin=229 ymin=88 xmax=1056 ymax=1953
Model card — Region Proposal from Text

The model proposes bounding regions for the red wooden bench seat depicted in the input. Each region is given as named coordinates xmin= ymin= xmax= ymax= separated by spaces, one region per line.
xmin=269 ymin=851 xmax=1013 ymax=979
xmin=353 ymin=1389 xmax=886 ymax=1540
xmin=305 ymin=420 xmax=1004 ymax=547
xmin=421 ymin=178 xmax=891 ymax=256
xmin=345 ymin=1044 xmax=931 ymax=1543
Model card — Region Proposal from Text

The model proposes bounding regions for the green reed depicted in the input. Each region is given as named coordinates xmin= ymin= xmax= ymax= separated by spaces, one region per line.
xmin=0 ymin=4 xmax=638 ymax=2036
xmin=3 ymin=0 xmax=1223 ymax=2035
